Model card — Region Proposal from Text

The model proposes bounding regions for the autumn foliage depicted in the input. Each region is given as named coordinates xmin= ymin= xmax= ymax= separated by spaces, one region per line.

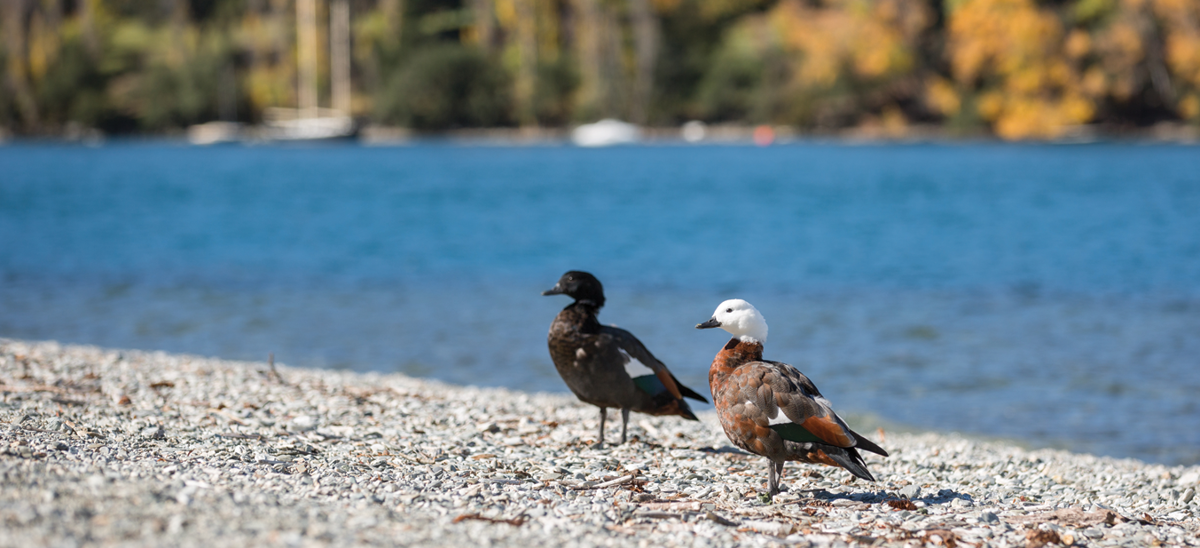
xmin=1 ymin=0 xmax=1198 ymax=139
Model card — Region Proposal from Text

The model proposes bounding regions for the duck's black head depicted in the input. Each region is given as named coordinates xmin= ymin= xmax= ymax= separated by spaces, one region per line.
xmin=542 ymin=271 xmax=605 ymax=308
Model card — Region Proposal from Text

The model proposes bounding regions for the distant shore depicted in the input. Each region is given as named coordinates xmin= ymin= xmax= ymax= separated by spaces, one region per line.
xmin=2 ymin=120 xmax=1198 ymax=147
xmin=1 ymin=338 xmax=1197 ymax=547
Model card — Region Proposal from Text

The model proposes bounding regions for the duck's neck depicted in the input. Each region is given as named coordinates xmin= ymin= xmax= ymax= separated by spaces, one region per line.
xmin=564 ymin=301 xmax=603 ymax=332
xmin=709 ymin=338 xmax=764 ymax=387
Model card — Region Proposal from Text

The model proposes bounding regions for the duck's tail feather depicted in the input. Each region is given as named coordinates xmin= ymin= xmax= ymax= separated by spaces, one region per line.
xmin=675 ymin=377 xmax=709 ymax=403
xmin=850 ymin=430 xmax=888 ymax=457
xmin=635 ymin=374 xmax=703 ymax=420
xmin=646 ymin=392 xmax=699 ymax=421
xmin=671 ymin=398 xmax=699 ymax=421
xmin=828 ymin=447 xmax=877 ymax=482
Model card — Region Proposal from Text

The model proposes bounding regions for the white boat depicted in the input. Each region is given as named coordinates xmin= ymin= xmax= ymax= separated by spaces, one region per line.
xmin=571 ymin=119 xmax=641 ymax=147
xmin=261 ymin=0 xmax=355 ymax=143
xmin=260 ymin=108 xmax=355 ymax=142
xmin=187 ymin=121 xmax=244 ymax=145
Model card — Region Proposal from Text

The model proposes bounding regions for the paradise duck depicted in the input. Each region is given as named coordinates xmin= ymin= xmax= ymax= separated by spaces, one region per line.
xmin=696 ymin=299 xmax=887 ymax=496
xmin=544 ymin=271 xmax=708 ymax=444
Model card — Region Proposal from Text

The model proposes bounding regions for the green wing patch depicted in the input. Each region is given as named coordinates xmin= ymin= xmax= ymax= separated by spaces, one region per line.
xmin=632 ymin=374 xmax=665 ymax=395
xmin=770 ymin=422 xmax=826 ymax=444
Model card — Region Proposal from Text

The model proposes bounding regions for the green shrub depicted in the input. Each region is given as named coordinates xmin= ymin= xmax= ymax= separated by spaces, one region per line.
xmin=534 ymin=58 xmax=578 ymax=127
xmin=374 ymin=44 xmax=512 ymax=129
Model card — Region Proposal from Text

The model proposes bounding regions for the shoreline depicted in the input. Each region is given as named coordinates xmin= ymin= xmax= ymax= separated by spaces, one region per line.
xmin=3 ymin=121 xmax=1200 ymax=147
xmin=2 ymin=338 xmax=1197 ymax=547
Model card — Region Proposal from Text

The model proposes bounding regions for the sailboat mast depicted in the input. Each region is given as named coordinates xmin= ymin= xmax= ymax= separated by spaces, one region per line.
xmin=330 ymin=0 xmax=351 ymax=116
xmin=297 ymin=0 xmax=319 ymax=119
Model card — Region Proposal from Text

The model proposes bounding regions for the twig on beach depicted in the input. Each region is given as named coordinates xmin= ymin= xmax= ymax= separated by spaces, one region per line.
xmin=452 ymin=513 xmax=527 ymax=526
xmin=0 ymin=384 xmax=70 ymax=395
xmin=1007 ymin=507 xmax=1124 ymax=527
xmin=391 ymin=452 xmax=435 ymax=465
xmin=633 ymin=510 xmax=683 ymax=520
xmin=61 ymin=418 xmax=97 ymax=440
xmin=569 ymin=472 xmax=642 ymax=490
xmin=738 ymin=520 xmax=796 ymax=536
xmin=705 ymin=511 xmax=739 ymax=526
xmin=13 ymin=425 xmax=57 ymax=434
xmin=207 ymin=408 xmax=248 ymax=425
xmin=639 ymin=501 xmax=706 ymax=511
xmin=2 ymin=383 xmax=89 ymax=406
xmin=217 ymin=432 xmax=265 ymax=441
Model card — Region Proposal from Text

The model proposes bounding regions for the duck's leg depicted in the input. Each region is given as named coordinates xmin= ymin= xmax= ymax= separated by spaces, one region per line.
xmin=775 ymin=461 xmax=786 ymax=492
xmin=598 ymin=407 xmax=607 ymax=444
xmin=620 ymin=408 xmax=631 ymax=444
xmin=768 ymin=460 xmax=784 ymax=496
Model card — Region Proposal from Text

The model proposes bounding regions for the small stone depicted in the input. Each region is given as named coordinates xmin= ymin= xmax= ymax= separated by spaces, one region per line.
xmin=289 ymin=415 xmax=316 ymax=431
xmin=141 ymin=426 xmax=165 ymax=439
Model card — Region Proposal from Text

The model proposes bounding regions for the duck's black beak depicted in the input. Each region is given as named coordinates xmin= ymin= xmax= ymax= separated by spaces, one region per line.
xmin=542 ymin=285 xmax=564 ymax=296
xmin=696 ymin=318 xmax=720 ymax=329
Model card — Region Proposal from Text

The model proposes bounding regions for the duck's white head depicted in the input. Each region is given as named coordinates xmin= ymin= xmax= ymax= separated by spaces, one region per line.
xmin=695 ymin=299 xmax=768 ymax=343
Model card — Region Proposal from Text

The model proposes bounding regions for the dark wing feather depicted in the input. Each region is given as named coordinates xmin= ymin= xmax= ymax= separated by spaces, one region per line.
xmin=756 ymin=361 xmax=877 ymax=451
xmin=601 ymin=325 xmax=706 ymax=402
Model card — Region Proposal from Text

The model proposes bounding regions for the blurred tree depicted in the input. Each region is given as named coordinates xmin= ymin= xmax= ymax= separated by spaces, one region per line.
xmin=696 ymin=17 xmax=777 ymax=122
xmin=373 ymin=42 xmax=512 ymax=128
xmin=3 ymin=0 xmax=45 ymax=130
xmin=1 ymin=0 xmax=1198 ymax=135
xmin=699 ymin=0 xmax=933 ymax=131
xmin=1149 ymin=0 xmax=1200 ymax=123
xmin=943 ymin=0 xmax=1096 ymax=139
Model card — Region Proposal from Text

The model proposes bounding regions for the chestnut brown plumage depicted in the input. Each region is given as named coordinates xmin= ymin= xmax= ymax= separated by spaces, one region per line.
xmin=698 ymin=299 xmax=887 ymax=496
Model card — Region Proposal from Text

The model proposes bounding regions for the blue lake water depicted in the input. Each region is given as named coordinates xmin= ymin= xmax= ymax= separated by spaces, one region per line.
xmin=2 ymin=141 xmax=1198 ymax=465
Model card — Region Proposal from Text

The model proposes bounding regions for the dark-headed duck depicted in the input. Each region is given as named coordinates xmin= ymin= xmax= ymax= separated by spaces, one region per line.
xmin=544 ymin=271 xmax=708 ymax=444
xmin=697 ymin=299 xmax=886 ymax=496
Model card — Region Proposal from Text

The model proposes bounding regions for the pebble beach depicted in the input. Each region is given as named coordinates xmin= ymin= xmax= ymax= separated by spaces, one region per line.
xmin=2 ymin=338 xmax=1198 ymax=547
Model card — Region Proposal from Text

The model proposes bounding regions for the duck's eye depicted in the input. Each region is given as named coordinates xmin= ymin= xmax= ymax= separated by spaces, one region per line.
xmin=726 ymin=308 xmax=733 ymax=313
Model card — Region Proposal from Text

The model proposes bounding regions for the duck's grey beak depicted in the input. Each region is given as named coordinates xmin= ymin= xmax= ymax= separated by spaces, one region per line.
xmin=696 ymin=318 xmax=720 ymax=329
xmin=542 ymin=285 xmax=564 ymax=296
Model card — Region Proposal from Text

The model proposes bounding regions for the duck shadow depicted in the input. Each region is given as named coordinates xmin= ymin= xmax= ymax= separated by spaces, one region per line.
xmin=688 ymin=445 xmax=975 ymax=507
xmin=788 ymin=486 xmax=975 ymax=507
xmin=696 ymin=445 xmax=752 ymax=455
